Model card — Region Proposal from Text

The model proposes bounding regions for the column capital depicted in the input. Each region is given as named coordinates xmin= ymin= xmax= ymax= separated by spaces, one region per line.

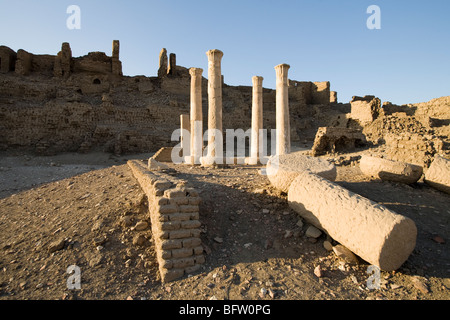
xmin=206 ymin=49 xmax=224 ymax=62
xmin=189 ymin=67 xmax=203 ymax=77
xmin=252 ymin=76 xmax=264 ymax=86
xmin=275 ymin=63 xmax=290 ymax=77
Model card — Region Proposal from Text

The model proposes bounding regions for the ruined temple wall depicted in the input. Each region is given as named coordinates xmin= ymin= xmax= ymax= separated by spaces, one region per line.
xmin=311 ymin=81 xmax=331 ymax=105
xmin=384 ymin=132 xmax=448 ymax=168
xmin=0 ymin=46 xmax=17 ymax=73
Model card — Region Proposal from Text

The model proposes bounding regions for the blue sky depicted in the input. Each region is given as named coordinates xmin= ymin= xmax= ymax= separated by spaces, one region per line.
xmin=1 ymin=0 xmax=449 ymax=105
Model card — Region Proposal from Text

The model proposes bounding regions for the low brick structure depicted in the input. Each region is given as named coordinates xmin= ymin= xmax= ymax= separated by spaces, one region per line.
xmin=127 ymin=160 xmax=204 ymax=282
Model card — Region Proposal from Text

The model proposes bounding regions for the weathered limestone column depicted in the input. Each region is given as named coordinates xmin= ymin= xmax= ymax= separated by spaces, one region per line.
xmin=203 ymin=49 xmax=224 ymax=166
xmin=249 ymin=76 xmax=264 ymax=165
xmin=288 ymin=171 xmax=417 ymax=271
xmin=275 ymin=64 xmax=291 ymax=155
xmin=180 ymin=114 xmax=190 ymax=162
xmin=189 ymin=68 xmax=203 ymax=165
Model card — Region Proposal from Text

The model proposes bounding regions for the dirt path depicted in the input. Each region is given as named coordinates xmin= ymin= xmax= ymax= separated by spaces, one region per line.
xmin=0 ymin=151 xmax=449 ymax=300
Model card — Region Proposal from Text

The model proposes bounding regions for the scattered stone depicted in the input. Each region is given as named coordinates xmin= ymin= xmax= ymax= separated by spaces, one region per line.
xmin=48 ymin=239 xmax=65 ymax=253
xmin=91 ymin=219 xmax=105 ymax=232
xmin=259 ymin=288 xmax=267 ymax=298
xmin=264 ymin=239 xmax=273 ymax=250
xmin=314 ymin=265 xmax=323 ymax=278
xmin=88 ymin=254 xmax=103 ymax=267
xmin=432 ymin=235 xmax=445 ymax=244
xmin=122 ymin=216 xmax=134 ymax=227
xmin=268 ymin=288 xmax=275 ymax=299
xmin=262 ymin=209 xmax=270 ymax=214
xmin=213 ymin=237 xmax=223 ymax=244
xmin=133 ymin=235 xmax=147 ymax=246
xmin=332 ymin=245 xmax=359 ymax=264
xmin=296 ymin=219 xmax=304 ymax=228
xmin=411 ymin=276 xmax=429 ymax=294
xmin=93 ymin=236 xmax=107 ymax=246
xmin=36 ymin=283 xmax=44 ymax=289
xmin=134 ymin=221 xmax=149 ymax=231
xmin=323 ymin=240 xmax=333 ymax=251
xmin=305 ymin=226 xmax=322 ymax=238
xmin=284 ymin=230 xmax=293 ymax=238
xmin=390 ymin=283 xmax=402 ymax=290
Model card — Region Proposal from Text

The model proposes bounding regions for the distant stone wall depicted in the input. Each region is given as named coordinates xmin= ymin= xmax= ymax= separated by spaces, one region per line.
xmin=0 ymin=43 xmax=341 ymax=155
xmin=385 ymin=132 xmax=448 ymax=167
xmin=127 ymin=160 xmax=204 ymax=282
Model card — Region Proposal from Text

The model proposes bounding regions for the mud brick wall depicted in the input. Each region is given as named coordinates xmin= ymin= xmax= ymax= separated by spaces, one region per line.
xmin=385 ymin=132 xmax=448 ymax=168
xmin=127 ymin=160 xmax=204 ymax=282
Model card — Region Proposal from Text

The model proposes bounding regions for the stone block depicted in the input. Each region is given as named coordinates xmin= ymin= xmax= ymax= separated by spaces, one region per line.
xmin=424 ymin=156 xmax=450 ymax=194
xmin=266 ymin=152 xmax=337 ymax=193
xmin=288 ymin=171 xmax=417 ymax=271
xmin=359 ymin=155 xmax=423 ymax=184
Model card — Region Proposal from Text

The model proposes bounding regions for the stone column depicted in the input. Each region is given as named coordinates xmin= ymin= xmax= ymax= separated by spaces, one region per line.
xmin=275 ymin=64 xmax=291 ymax=155
xmin=249 ymin=76 xmax=264 ymax=165
xmin=189 ymin=68 xmax=203 ymax=165
xmin=288 ymin=171 xmax=417 ymax=271
xmin=203 ymin=49 xmax=224 ymax=166
xmin=180 ymin=114 xmax=191 ymax=162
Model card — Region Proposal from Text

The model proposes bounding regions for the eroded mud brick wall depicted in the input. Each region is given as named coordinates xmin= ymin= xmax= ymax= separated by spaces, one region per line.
xmin=127 ymin=160 xmax=204 ymax=282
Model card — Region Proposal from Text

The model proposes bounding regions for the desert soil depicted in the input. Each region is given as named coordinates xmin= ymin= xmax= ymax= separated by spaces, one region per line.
xmin=0 ymin=149 xmax=449 ymax=301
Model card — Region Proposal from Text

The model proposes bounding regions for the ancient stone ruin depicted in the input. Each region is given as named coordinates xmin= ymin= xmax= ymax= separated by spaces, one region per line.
xmin=1 ymin=41 xmax=449 ymax=283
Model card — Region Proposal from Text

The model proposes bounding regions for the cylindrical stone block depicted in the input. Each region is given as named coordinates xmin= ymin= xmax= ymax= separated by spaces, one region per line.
xmin=360 ymin=155 xmax=423 ymax=184
xmin=275 ymin=64 xmax=291 ymax=155
xmin=205 ymin=49 xmax=224 ymax=165
xmin=424 ymin=155 xmax=450 ymax=194
xmin=249 ymin=76 xmax=264 ymax=165
xmin=266 ymin=152 xmax=337 ymax=193
xmin=288 ymin=171 xmax=417 ymax=271
xmin=189 ymin=68 xmax=204 ymax=165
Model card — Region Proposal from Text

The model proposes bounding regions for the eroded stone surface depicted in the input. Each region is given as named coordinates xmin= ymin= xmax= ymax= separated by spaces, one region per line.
xmin=266 ymin=152 xmax=337 ymax=193
xmin=288 ymin=171 xmax=417 ymax=271
xmin=424 ymin=156 xmax=450 ymax=194
xmin=359 ymin=155 xmax=423 ymax=184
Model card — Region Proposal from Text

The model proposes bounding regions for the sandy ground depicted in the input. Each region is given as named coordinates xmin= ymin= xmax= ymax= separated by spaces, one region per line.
xmin=0 ymin=149 xmax=449 ymax=302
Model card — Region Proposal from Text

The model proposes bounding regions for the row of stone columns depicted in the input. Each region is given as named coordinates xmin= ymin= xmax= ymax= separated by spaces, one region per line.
xmin=182 ymin=50 xmax=291 ymax=165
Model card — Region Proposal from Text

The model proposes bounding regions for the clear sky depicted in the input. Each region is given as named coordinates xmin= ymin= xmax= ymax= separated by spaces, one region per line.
xmin=1 ymin=0 xmax=449 ymax=105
